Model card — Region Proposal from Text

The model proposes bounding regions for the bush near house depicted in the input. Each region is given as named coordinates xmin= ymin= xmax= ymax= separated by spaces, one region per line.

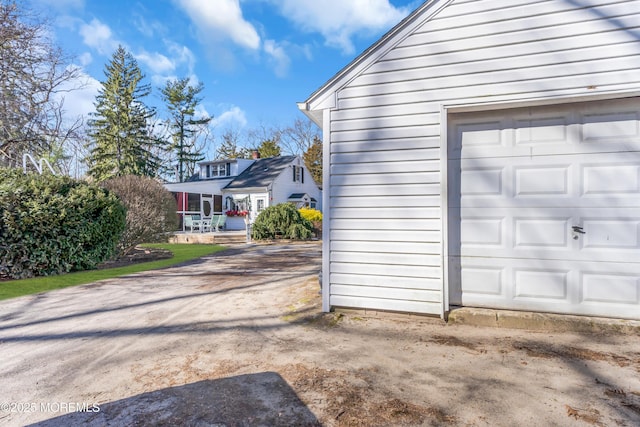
xmin=252 ymin=203 xmax=314 ymax=240
xmin=0 ymin=168 xmax=126 ymax=279
xmin=298 ymin=207 xmax=322 ymax=222
xmin=101 ymin=175 xmax=178 ymax=255
xmin=298 ymin=207 xmax=322 ymax=238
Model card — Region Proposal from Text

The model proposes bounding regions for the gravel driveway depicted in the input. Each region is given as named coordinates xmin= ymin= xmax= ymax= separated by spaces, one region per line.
xmin=0 ymin=242 xmax=639 ymax=426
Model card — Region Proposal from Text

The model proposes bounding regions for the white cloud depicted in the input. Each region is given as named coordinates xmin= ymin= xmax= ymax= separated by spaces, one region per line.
xmin=78 ymin=52 xmax=93 ymax=67
xmin=194 ymin=104 xmax=211 ymax=121
xmin=166 ymin=41 xmax=196 ymax=74
xmin=212 ymin=106 xmax=247 ymax=129
xmin=57 ymin=68 xmax=101 ymax=122
xmin=144 ymin=44 xmax=198 ymax=87
xmin=272 ymin=0 xmax=411 ymax=54
xmin=133 ymin=14 xmax=166 ymax=38
xmin=176 ymin=0 xmax=260 ymax=50
xmin=79 ymin=18 xmax=119 ymax=55
xmin=151 ymin=74 xmax=176 ymax=87
xmin=135 ymin=50 xmax=175 ymax=75
xmin=263 ymin=40 xmax=291 ymax=78
xmin=301 ymin=44 xmax=313 ymax=61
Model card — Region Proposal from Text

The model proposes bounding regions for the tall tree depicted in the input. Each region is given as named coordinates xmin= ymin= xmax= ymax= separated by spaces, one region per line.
xmin=257 ymin=138 xmax=281 ymax=158
xmin=0 ymin=1 xmax=83 ymax=169
xmin=86 ymin=45 xmax=163 ymax=181
xmin=281 ymin=117 xmax=321 ymax=155
xmin=160 ymin=77 xmax=211 ymax=182
xmin=247 ymin=122 xmax=282 ymax=151
xmin=303 ymin=136 xmax=322 ymax=186
xmin=216 ymin=128 xmax=249 ymax=159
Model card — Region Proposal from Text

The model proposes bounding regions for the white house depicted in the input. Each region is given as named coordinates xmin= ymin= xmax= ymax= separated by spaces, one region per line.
xmin=165 ymin=155 xmax=321 ymax=230
xmin=299 ymin=0 xmax=640 ymax=320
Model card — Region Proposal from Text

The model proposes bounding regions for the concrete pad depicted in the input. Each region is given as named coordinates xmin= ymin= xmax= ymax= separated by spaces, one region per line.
xmin=168 ymin=230 xmax=246 ymax=244
xmin=448 ymin=307 xmax=640 ymax=334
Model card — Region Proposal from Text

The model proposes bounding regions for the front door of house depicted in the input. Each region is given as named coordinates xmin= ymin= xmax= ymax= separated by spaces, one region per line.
xmin=254 ymin=197 xmax=266 ymax=219
xmin=201 ymin=194 xmax=213 ymax=217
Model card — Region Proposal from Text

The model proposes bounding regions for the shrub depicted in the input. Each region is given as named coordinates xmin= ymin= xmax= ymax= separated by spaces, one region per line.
xmin=101 ymin=175 xmax=178 ymax=255
xmin=251 ymin=203 xmax=313 ymax=240
xmin=298 ymin=207 xmax=322 ymax=238
xmin=298 ymin=207 xmax=322 ymax=222
xmin=0 ymin=168 xmax=126 ymax=279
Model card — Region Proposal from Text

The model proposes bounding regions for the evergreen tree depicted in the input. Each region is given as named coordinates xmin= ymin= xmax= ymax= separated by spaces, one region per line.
xmin=160 ymin=77 xmax=211 ymax=182
xmin=86 ymin=45 xmax=163 ymax=181
xmin=216 ymin=128 xmax=249 ymax=159
xmin=303 ymin=136 xmax=322 ymax=186
xmin=257 ymin=138 xmax=281 ymax=158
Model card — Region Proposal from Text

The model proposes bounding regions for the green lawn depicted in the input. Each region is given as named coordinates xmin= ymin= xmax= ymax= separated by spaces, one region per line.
xmin=0 ymin=243 xmax=226 ymax=301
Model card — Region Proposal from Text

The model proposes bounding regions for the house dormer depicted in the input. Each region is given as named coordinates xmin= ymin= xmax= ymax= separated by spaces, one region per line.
xmin=198 ymin=158 xmax=254 ymax=180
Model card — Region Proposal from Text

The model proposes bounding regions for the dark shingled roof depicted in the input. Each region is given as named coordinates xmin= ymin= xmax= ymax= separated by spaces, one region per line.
xmin=224 ymin=156 xmax=297 ymax=189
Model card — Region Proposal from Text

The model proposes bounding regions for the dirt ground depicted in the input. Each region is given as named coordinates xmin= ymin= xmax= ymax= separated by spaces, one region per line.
xmin=0 ymin=242 xmax=639 ymax=426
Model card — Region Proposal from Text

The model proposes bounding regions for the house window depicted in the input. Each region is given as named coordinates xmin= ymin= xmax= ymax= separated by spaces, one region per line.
xmin=211 ymin=163 xmax=230 ymax=177
xmin=226 ymin=196 xmax=250 ymax=212
xmin=187 ymin=193 xmax=200 ymax=212
xmin=205 ymin=164 xmax=211 ymax=178
xmin=256 ymin=198 xmax=265 ymax=212
xmin=293 ymin=166 xmax=304 ymax=183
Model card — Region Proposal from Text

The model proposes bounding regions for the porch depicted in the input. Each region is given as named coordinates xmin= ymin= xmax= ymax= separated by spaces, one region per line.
xmin=172 ymin=191 xmax=251 ymax=231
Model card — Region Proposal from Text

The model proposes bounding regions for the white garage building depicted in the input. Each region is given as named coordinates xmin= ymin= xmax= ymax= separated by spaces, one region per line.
xmin=299 ymin=0 xmax=640 ymax=320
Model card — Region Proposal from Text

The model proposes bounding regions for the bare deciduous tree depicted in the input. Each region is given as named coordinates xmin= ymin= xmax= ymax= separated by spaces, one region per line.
xmin=246 ymin=122 xmax=283 ymax=151
xmin=216 ymin=127 xmax=250 ymax=160
xmin=0 ymin=1 xmax=84 ymax=169
xmin=281 ymin=117 xmax=321 ymax=156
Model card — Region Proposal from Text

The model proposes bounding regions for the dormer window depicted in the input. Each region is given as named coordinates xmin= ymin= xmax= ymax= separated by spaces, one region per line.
xmin=205 ymin=162 xmax=231 ymax=177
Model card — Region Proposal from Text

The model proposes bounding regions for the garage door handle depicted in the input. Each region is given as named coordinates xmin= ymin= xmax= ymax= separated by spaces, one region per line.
xmin=572 ymin=226 xmax=585 ymax=234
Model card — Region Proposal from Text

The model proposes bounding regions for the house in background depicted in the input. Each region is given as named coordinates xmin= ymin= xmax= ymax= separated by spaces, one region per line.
xmin=165 ymin=155 xmax=322 ymax=231
xmin=299 ymin=0 xmax=640 ymax=321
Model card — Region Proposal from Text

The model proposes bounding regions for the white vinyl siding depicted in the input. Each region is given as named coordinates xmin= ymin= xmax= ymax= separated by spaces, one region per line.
xmin=328 ymin=101 xmax=443 ymax=313
xmin=321 ymin=0 xmax=640 ymax=315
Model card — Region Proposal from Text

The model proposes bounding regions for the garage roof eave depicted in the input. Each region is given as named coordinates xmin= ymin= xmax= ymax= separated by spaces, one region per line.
xmin=298 ymin=0 xmax=450 ymax=117
xmin=297 ymin=102 xmax=323 ymax=128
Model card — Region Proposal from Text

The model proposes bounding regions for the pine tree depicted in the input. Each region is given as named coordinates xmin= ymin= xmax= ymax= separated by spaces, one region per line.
xmin=86 ymin=45 xmax=163 ymax=181
xmin=257 ymin=138 xmax=281 ymax=158
xmin=160 ymin=77 xmax=211 ymax=182
xmin=303 ymin=136 xmax=322 ymax=186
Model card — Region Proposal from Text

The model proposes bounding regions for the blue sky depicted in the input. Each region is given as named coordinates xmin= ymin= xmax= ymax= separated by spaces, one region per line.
xmin=28 ymin=0 xmax=420 ymax=137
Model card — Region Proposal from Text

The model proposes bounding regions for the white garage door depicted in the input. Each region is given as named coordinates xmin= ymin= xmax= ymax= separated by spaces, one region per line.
xmin=448 ymin=97 xmax=640 ymax=320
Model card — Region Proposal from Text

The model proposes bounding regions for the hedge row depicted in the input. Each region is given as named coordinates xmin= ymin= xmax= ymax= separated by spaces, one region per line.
xmin=0 ymin=168 xmax=126 ymax=279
